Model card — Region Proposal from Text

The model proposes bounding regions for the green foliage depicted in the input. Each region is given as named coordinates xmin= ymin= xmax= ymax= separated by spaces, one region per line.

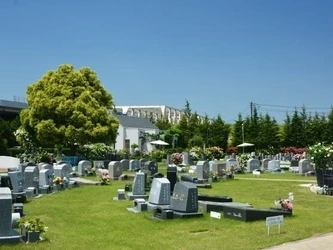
xmin=0 ymin=116 xmax=20 ymax=148
xmin=18 ymin=217 xmax=48 ymax=233
xmin=188 ymin=134 xmax=204 ymax=148
xmin=78 ymin=143 xmax=113 ymax=160
xmin=20 ymin=64 xmax=119 ymax=148
xmin=238 ymin=154 xmax=251 ymax=172
xmin=189 ymin=146 xmax=203 ymax=161
xmin=150 ymin=149 xmax=166 ymax=162
xmin=205 ymin=146 xmax=224 ymax=160
xmin=307 ymin=143 xmax=333 ymax=169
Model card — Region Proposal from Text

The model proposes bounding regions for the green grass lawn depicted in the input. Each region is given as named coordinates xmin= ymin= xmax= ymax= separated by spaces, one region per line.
xmin=2 ymin=165 xmax=330 ymax=250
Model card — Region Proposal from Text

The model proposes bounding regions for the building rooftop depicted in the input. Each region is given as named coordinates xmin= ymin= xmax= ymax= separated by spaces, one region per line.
xmin=115 ymin=114 xmax=158 ymax=130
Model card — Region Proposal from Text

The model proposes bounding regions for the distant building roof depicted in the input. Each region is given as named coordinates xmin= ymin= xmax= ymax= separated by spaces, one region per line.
xmin=115 ymin=114 xmax=158 ymax=130
xmin=0 ymin=99 xmax=28 ymax=109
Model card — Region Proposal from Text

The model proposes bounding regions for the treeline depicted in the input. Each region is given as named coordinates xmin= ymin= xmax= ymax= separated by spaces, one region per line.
xmin=151 ymin=102 xmax=333 ymax=154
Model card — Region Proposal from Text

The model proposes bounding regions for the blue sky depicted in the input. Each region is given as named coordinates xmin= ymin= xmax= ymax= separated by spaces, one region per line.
xmin=1 ymin=0 xmax=332 ymax=123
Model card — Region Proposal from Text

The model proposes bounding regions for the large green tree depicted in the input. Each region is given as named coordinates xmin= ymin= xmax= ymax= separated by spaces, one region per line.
xmin=208 ymin=114 xmax=230 ymax=150
xmin=231 ymin=113 xmax=244 ymax=147
xmin=20 ymin=64 xmax=119 ymax=149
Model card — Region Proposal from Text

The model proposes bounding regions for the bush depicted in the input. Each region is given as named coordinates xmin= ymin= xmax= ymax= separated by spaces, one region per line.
xmin=150 ymin=149 xmax=166 ymax=162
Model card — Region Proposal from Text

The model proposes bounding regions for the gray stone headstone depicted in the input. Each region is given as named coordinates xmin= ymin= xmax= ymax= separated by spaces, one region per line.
xmin=262 ymin=158 xmax=270 ymax=170
xmin=211 ymin=162 xmax=226 ymax=176
xmin=120 ymin=159 xmax=130 ymax=171
xmin=78 ymin=160 xmax=92 ymax=176
xmin=38 ymin=162 xmax=54 ymax=175
xmin=93 ymin=161 xmax=104 ymax=169
xmin=129 ymin=160 xmax=140 ymax=171
xmin=268 ymin=160 xmax=280 ymax=171
xmin=144 ymin=161 xmax=158 ymax=175
xmin=196 ymin=161 xmax=209 ymax=180
xmin=8 ymin=171 xmax=24 ymax=192
xmin=299 ymin=159 xmax=313 ymax=174
xmin=108 ymin=161 xmax=123 ymax=180
xmin=247 ymin=159 xmax=260 ymax=172
xmin=132 ymin=172 xmax=146 ymax=195
xmin=209 ymin=160 xmax=217 ymax=171
xmin=148 ymin=178 xmax=170 ymax=205
xmin=139 ymin=159 xmax=148 ymax=170
xmin=226 ymin=159 xmax=239 ymax=169
xmin=19 ymin=161 xmax=35 ymax=175
xmin=182 ymin=152 xmax=190 ymax=165
xmin=24 ymin=166 xmax=39 ymax=190
xmin=170 ymin=182 xmax=198 ymax=213
xmin=0 ymin=187 xmax=12 ymax=236
xmin=39 ymin=169 xmax=53 ymax=186
xmin=166 ymin=155 xmax=172 ymax=164
xmin=54 ymin=163 xmax=72 ymax=181
xmin=290 ymin=160 xmax=299 ymax=167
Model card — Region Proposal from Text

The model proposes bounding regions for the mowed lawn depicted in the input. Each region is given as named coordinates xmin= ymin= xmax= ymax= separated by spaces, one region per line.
xmin=2 ymin=167 xmax=332 ymax=250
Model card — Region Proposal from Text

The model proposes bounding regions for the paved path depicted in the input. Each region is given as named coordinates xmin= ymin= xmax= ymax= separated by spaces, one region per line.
xmin=71 ymin=177 xmax=100 ymax=185
xmin=264 ymin=232 xmax=333 ymax=250
xmin=236 ymin=177 xmax=316 ymax=182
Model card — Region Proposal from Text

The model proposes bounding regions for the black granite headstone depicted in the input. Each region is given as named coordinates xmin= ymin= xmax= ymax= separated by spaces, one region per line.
xmin=170 ymin=182 xmax=198 ymax=213
xmin=166 ymin=167 xmax=178 ymax=195
xmin=144 ymin=161 xmax=158 ymax=175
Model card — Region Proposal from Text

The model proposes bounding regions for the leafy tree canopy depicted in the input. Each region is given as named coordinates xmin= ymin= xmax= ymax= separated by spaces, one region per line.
xmin=20 ymin=64 xmax=119 ymax=147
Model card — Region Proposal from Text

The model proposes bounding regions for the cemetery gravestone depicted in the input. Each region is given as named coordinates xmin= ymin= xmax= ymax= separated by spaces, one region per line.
xmin=262 ymin=158 xmax=270 ymax=170
xmin=211 ymin=162 xmax=226 ymax=177
xmin=78 ymin=160 xmax=92 ymax=176
xmin=226 ymin=159 xmax=239 ymax=170
xmin=129 ymin=160 xmax=140 ymax=171
xmin=108 ymin=161 xmax=123 ymax=180
xmin=144 ymin=161 xmax=158 ymax=175
xmin=182 ymin=152 xmax=190 ymax=165
xmin=170 ymin=181 xmax=203 ymax=218
xmin=24 ymin=166 xmax=39 ymax=190
xmin=299 ymin=159 xmax=312 ymax=175
xmin=166 ymin=166 xmax=178 ymax=195
xmin=38 ymin=163 xmax=54 ymax=174
xmin=127 ymin=172 xmax=148 ymax=200
xmin=148 ymin=178 xmax=170 ymax=210
xmin=93 ymin=161 xmax=104 ymax=169
xmin=19 ymin=161 xmax=35 ymax=175
xmin=8 ymin=171 xmax=24 ymax=193
xmin=289 ymin=160 xmax=299 ymax=173
xmin=196 ymin=161 xmax=209 ymax=180
xmin=268 ymin=160 xmax=280 ymax=172
xmin=54 ymin=163 xmax=72 ymax=187
xmin=120 ymin=159 xmax=130 ymax=171
xmin=166 ymin=155 xmax=172 ymax=164
xmin=247 ymin=159 xmax=260 ymax=172
xmin=0 ymin=187 xmax=21 ymax=243
xmin=39 ymin=169 xmax=52 ymax=186
xmin=139 ymin=159 xmax=148 ymax=170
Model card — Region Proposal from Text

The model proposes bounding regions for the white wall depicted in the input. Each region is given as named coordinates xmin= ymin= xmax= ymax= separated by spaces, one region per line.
xmin=115 ymin=125 xmax=125 ymax=150
xmin=115 ymin=126 xmax=159 ymax=152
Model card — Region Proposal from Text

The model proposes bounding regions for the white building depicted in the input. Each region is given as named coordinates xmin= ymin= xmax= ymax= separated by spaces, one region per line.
xmin=115 ymin=105 xmax=186 ymax=124
xmin=115 ymin=114 xmax=159 ymax=152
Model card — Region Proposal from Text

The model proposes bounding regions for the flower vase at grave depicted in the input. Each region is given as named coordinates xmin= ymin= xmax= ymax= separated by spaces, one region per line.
xmin=56 ymin=184 xmax=64 ymax=191
xmin=27 ymin=231 xmax=40 ymax=243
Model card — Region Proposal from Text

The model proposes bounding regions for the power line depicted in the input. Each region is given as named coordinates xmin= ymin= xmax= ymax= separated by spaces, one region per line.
xmin=254 ymin=102 xmax=332 ymax=110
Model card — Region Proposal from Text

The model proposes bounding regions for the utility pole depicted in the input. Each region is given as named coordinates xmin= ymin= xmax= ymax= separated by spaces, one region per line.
xmin=250 ymin=102 xmax=254 ymax=120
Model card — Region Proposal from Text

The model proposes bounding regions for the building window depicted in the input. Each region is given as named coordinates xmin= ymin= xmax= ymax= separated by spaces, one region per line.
xmin=125 ymin=139 xmax=130 ymax=150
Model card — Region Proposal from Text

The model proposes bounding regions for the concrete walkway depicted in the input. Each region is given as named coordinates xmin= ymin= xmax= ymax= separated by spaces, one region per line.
xmin=71 ymin=177 xmax=100 ymax=185
xmin=236 ymin=177 xmax=316 ymax=182
xmin=264 ymin=232 xmax=333 ymax=250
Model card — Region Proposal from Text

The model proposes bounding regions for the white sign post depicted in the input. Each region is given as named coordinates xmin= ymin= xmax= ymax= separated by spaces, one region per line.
xmin=266 ymin=215 xmax=283 ymax=235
